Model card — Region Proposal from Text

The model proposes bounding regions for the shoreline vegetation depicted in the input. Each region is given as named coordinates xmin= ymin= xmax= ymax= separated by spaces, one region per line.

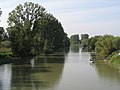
xmin=0 ymin=33 xmax=120 ymax=68
xmin=80 ymin=34 xmax=120 ymax=68
xmin=69 ymin=34 xmax=120 ymax=68
xmin=0 ymin=2 xmax=70 ymax=63
xmin=0 ymin=2 xmax=120 ymax=68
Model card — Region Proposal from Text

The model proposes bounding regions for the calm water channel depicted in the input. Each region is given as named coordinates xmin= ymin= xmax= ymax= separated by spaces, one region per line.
xmin=0 ymin=45 xmax=120 ymax=90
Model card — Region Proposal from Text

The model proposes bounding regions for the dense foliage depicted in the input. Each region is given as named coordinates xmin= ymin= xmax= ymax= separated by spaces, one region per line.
xmin=95 ymin=35 xmax=115 ymax=59
xmin=70 ymin=34 xmax=79 ymax=44
xmin=80 ymin=34 xmax=89 ymax=50
xmin=81 ymin=34 xmax=120 ymax=60
xmin=7 ymin=2 xmax=69 ymax=57
xmin=89 ymin=36 xmax=100 ymax=51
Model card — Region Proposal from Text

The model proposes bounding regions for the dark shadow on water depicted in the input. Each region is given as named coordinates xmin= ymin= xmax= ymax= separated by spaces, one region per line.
xmin=10 ymin=52 xmax=66 ymax=90
xmin=0 ymin=58 xmax=13 ymax=65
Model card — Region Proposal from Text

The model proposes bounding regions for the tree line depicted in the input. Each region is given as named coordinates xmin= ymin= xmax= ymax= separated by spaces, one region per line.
xmin=80 ymin=34 xmax=120 ymax=60
xmin=69 ymin=33 xmax=120 ymax=65
xmin=0 ymin=2 xmax=70 ymax=58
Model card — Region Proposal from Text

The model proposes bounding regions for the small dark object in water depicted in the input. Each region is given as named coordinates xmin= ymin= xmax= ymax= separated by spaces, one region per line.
xmin=90 ymin=59 xmax=92 ymax=61
xmin=90 ymin=59 xmax=94 ymax=63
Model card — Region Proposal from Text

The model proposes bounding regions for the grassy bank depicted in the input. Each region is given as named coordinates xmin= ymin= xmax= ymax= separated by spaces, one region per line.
xmin=0 ymin=47 xmax=13 ymax=59
xmin=91 ymin=51 xmax=120 ymax=69
xmin=108 ymin=52 xmax=120 ymax=66
xmin=0 ymin=47 xmax=14 ymax=64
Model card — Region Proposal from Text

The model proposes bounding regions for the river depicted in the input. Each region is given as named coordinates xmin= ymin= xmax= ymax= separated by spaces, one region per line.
xmin=0 ymin=45 xmax=120 ymax=90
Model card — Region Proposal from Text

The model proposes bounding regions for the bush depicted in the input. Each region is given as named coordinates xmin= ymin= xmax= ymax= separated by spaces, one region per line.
xmin=109 ymin=52 xmax=120 ymax=65
xmin=1 ymin=41 xmax=11 ymax=48
xmin=0 ymin=47 xmax=13 ymax=58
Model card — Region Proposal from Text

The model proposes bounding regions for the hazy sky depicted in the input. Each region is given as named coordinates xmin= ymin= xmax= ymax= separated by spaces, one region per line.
xmin=0 ymin=0 xmax=120 ymax=37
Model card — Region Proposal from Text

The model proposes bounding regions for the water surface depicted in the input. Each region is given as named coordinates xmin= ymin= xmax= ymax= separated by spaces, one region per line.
xmin=0 ymin=46 xmax=120 ymax=90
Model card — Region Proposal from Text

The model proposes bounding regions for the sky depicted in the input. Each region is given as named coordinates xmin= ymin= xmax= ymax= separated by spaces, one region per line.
xmin=0 ymin=0 xmax=120 ymax=37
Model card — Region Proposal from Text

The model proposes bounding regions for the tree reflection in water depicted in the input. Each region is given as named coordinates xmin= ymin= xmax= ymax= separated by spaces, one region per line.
xmin=10 ymin=52 xmax=66 ymax=90
xmin=95 ymin=62 xmax=120 ymax=83
xmin=70 ymin=45 xmax=80 ymax=53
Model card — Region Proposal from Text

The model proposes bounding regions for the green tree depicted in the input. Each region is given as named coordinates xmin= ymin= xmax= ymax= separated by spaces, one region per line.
xmin=70 ymin=34 xmax=79 ymax=44
xmin=32 ymin=14 xmax=68 ymax=54
xmin=81 ymin=39 xmax=89 ymax=48
xmin=0 ymin=27 xmax=4 ymax=41
xmin=7 ymin=2 xmax=46 ymax=57
xmin=112 ymin=37 xmax=120 ymax=50
xmin=7 ymin=2 xmax=68 ymax=57
xmin=89 ymin=36 xmax=101 ymax=51
xmin=80 ymin=34 xmax=89 ymax=49
xmin=95 ymin=35 xmax=115 ymax=59
xmin=63 ymin=33 xmax=70 ymax=48
xmin=81 ymin=34 xmax=89 ymax=40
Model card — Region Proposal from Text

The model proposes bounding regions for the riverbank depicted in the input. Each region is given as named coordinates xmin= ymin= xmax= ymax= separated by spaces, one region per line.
xmin=0 ymin=47 xmax=26 ymax=64
xmin=0 ymin=47 xmax=13 ymax=58
xmin=108 ymin=52 xmax=120 ymax=67
xmin=91 ymin=51 xmax=120 ymax=69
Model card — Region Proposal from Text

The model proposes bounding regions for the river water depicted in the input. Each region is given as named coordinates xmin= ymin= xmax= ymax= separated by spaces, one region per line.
xmin=0 ymin=45 xmax=120 ymax=90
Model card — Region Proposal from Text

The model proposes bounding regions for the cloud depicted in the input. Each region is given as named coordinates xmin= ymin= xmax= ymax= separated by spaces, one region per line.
xmin=0 ymin=0 xmax=120 ymax=37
